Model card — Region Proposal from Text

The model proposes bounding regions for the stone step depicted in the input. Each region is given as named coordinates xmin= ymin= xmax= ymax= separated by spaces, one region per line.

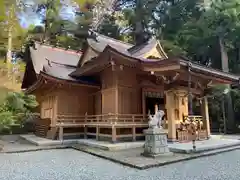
xmin=169 ymin=141 xmax=240 ymax=154
xmin=194 ymin=145 xmax=240 ymax=157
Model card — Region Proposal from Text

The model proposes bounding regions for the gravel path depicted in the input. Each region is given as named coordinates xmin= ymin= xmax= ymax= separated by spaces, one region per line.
xmin=0 ymin=149 xmax=240 ymax=180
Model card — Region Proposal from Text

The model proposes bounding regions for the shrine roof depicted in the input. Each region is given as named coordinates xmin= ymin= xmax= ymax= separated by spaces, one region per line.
xmin=128 ymin=38 xmax=167 ymax=58
xmin=70 ymin=46 xmax=240 ymax=83
xmin=87 ymin=33 xmax=132 ymax=53
xmin=143 ymin=57 xmax=240 ymax=82
xmin=42 ymin=62 xmax=79 ymax=81
xmin=22 ymin=43 xmax=83 ymax=89
xmin=29 ymin=42 xmax=82 ymax=74
xmin=77 ymin=33 xmax=167 ymax=66
xmin=24 ymin=71 xmax=99 ymax=94
xmin=42 ymin=62 xmax=100 ymax=85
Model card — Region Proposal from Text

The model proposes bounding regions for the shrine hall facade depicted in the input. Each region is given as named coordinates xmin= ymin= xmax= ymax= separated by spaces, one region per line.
xmin=22 ymin=33 xmax=239 ymax=142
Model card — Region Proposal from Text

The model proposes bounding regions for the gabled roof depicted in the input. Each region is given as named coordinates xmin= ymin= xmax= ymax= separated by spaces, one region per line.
xmin=77 ymin=33 xmax=168 ymax=67
xmin=43 ymin=61 xmax=79 ymax=81
xmin=71 ymin=45 xmax=239 ymax=83
xmin=25 ymin=71 xmax=100 ymax=94
xmin=22 ymin=43 xmax=83 ymax=89
xmin=88 ymin=33 xmax=132 ymax=53
xmin=22 ymin=33 xmax=239 ymax=92
xmin=128 ymin=38 xmax=167 ymax=59
xmin=30 ymin=42 xmax=82 ymax=74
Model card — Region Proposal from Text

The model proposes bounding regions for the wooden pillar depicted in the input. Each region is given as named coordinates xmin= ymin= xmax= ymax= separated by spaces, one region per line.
xmin=176 ymin=90 xmax=188 ymax=121
xmin=165 ymin=91 xmax=176 ymax=141
xmin=115 ymin=74 xmax=119 ymax=114
xmin=112 ymin=126 xmax=117 ymax=143
xmin=177 ymin=96 xmax=183 ymax=121
xmin=184 ymin=96 xmax=189 ymax=118
xmin=201 ymin=96 xmax=211 ymax=138
xmin=52 ymin=95 xmax=58 ymax=126
xmin=142 ymin=90 xmax=146 ymax=115
xmin=96 ymin=126 xmax=99 ymax=140
xmin=59 ymin=126 xmax=63 ymax=141
xmin=132 ymin=126 xmax=136 ymax=141
xmin=84 ymin=126 xmax=87 ymax=139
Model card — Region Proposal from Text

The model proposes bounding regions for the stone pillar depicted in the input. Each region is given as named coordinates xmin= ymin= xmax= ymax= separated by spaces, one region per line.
xmin=142 ymin=128 xmax=172 ymax=158
xmin=201 ymin=96 xmax=210 ymax=138
xmin=165 ymin=91 xmax=176 ymax=141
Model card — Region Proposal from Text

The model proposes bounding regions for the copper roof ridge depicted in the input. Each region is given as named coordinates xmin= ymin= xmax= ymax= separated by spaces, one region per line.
xmin=106 ymin=45 xmax=142 ymax=62
xmin=93 ymin=32 xmax=133 ymax=46
xmin=127 ymin=38 xmax=156 ymax=53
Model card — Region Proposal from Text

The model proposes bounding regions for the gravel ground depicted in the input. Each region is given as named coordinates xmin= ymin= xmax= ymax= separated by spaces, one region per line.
xmin=0 ymin=149 xmax=240 ymax=180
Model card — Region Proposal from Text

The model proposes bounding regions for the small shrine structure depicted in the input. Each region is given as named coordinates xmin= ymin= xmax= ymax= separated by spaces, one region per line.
xmin=22 ymin=33 xmax=239 ymax=142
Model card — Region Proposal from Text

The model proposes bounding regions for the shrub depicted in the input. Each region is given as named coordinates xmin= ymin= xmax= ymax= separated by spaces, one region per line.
xmin=0 ymin=92 xmax=38 ymax=133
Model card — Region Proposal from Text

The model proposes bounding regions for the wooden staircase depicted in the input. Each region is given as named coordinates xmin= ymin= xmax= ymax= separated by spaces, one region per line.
xmin=34 ymin=118 xmax=51 ymax=138
xmin=46 ymin=127 xmax=59 ymax=140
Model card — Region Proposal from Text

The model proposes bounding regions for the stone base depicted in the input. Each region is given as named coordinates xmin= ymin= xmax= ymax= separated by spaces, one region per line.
xmin=141 ymin=152 xmax=173 ymax=158
xmin=143 ymin=128 xmax=172 ymax=157
xmin=168 ymin=138 xmax=178 ymax=143
xmin=143 ymin=128 xmax=168 ymax=135
xmin=0 ymin=144 xmax=3 ymax=151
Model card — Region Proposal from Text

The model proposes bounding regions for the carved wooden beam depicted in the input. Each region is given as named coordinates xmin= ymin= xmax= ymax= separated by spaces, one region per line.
xmin=197 ymin=80 xmax=213 ymax=91
xmin=161 ymin=75 xmax=169 ymax=84
xmin=155 ymin=76 xmax=163 ymax=85
xmin=172 ymin=72 xmax=180 ymax=81
xmin=161 ymin=72 xmax=180 ymax=84
xmin=161 ymin=75 xmax=170 ymax=84
xmin=197 ymin=82 xmax=204 ymax=91
xmin=207 ymin=80 xmax=213 ymax=87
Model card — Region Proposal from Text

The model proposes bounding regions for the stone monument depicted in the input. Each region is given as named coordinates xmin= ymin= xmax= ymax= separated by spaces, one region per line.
xmin=142 ymin=110 xmax=173 ymax=158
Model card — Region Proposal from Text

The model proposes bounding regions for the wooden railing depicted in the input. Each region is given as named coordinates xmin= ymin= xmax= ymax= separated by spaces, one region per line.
xmin=56 ymin=114 xmax=148 ymax=125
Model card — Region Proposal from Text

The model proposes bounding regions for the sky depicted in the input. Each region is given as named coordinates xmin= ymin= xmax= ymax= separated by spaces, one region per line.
xmin=18 ymin=1 xmax=76 ymax=28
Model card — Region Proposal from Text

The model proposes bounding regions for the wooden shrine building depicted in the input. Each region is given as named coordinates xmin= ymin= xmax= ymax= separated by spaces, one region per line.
xmin=22 ymin=33 xmax=240 ymax=142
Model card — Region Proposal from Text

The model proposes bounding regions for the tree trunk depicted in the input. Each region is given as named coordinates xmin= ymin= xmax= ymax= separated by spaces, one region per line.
xmin=219 ymin=36 xmax=235 ymax=133
xmin=6 ymin=25 xmax=13 ymax=77
xmin=219 ymin=37 xmax=229 ymax=72
xmin=134 ymin=0 xmax=145 ymax=45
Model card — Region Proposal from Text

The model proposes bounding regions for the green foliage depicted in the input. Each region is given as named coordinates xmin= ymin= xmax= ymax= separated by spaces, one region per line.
xmin=0 ymin=92 xmax=38 ymax=132
xmin=23 ymin=0 xmax=99 ymax=49
xmin=0 ymin=111 xmax=16 ymax=131
xmin=0 ymin=0 xmax=26 ymax=48
xmin=205 ymin=85 xmax=240 ymax=128
xmin=97 ymin=14 xmax=122 ymax=40
xmin=3 ymin=92 xmax=38 ymax=113
xmin=0 ymin=87 xmax=12 ymax=105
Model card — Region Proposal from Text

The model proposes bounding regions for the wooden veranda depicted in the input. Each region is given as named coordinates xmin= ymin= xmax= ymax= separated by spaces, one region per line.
xmin=55 ymin=114 xmax=149 ymax=142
